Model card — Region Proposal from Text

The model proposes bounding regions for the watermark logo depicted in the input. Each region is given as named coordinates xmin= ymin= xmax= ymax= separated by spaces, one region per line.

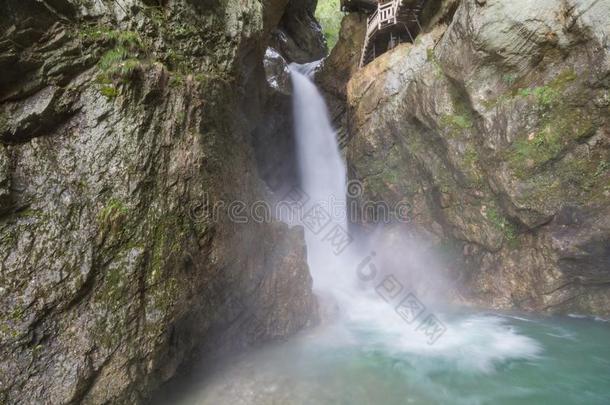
xmin=355 ymin=252 xmax=447 ymax=345
xmin=347 ymin=180 xmax=364 ymax=198
xmin=185 ymin=181 xmax=445 ymax=344
xmin=186 ymin=181 xmax=413 ymax=226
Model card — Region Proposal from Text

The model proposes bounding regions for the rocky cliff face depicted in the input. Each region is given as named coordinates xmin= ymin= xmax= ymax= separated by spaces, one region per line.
xmin=317 ymin=12 xmax=366 ymax=148
xmin=271 ymin=0 xmax=327 ymax=63
xmin=0 ymin=0 xmax=322 ymax=403
xmin=327 ymin=0 xmax=610 ymax=316
xmin=252 ymin=0 xmax=328 ymax=196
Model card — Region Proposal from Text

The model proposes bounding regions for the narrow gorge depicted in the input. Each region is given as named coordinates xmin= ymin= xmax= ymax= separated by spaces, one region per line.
xmin=1 ymin=0 xmax=609 ymax=404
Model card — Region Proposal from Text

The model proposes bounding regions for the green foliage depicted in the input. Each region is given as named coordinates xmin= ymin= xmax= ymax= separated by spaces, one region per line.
xmin=98 ymin=48 xmax=142 ymax=80
xmin=426 ymin=47 xmax=444 ymax=76
xmin=192 ymin=70 xmax=233 ymax=87
xmin=440 ymin=95 xmax=474 ymax=136
xmin=169 ymin=73 xmax=185 ymax=88
xmin=102 ymin=266 xmax=126 ymax=311
xmin=316 ymin=0 xmax=343 ymax=50
xmin=110 ymin=30 xmax=142 ymax=48
xmin=99 ymin=85 xmax=119 ymax=99
xmin=98 ymin=47 xmax=129 ymax=71
xmin=173 ymin=23 xmax=199 ymax=39
xmin=483 ymin=69 xmax=578 ymax=110
xmin=145 ymin=216 xmax=187 ymax=313
xmin=97 ymin=198 xmax=129 ymax=236
xmin=505 ymin=70 xmax=593 ymax=178
xmin=508 ymin=107 xmax=594 ymax=178
xmin=8 ymin=305 xmax=24 ymax=321
xmin=98 ymin=198 xmax=128 ymax=223
xmin=595 ymin=160 xmax=609 ymax=178
xmin=86 ymin=28 xmax=147 ymax=97
xmin=120 ymin=59 xmax=142 ymax=76
xmin=502 ymin=74 xmax=517 ymax=86
xmin=510 ymin=127 xmax=562 ymax=173
xmin=463 ymin=146 xmax=478 ymax=167
xmin=142 ymin=5 xmax=166 ymax=27
xmin=486 ymin=207 xmax=518 ymax=245
xmin=441 ymin=113 xmax=473 ymax=131
xmin=164 ymin=49 xmax=189 ymax=72
xmin=517 ymin=86 xmax=560 ymax=107
xmin=81 ymin=27 xmax=143 ymax=48
xmin=440 ymin=82 xmax=476 ymax=137
xmin=513 ymin=147 xmax=610 ymax=209
xmin=516 ymin=70 xmax=577 ymax=107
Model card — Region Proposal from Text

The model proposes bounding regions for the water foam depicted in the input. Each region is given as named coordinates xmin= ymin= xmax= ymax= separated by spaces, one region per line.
xmin=289 ymin=64 xmax=542 ymax=376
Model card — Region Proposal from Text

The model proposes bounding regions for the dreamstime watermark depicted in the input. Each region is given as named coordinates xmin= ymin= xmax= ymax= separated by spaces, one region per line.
xmin=187 ymin=180 xmax=413 ymax=227
xmin=189 ymin=180 xmax=445 ymax=345
xmin=280 ymin=182 xmax=447 ymax=344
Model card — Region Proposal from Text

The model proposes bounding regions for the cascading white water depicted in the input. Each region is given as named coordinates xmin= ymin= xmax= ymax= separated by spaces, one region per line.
xmin=162 ymin=62 xmax=607 ymax=405
xmin=289 ymin=65 xmax=451 ymax=340
xmin=289 ymin=67 xmax=352 ymax=293
xmin=288 ymin=63 xmax=542 ymax=363
xmin=290 ymin=68 xmax=346 ymax=223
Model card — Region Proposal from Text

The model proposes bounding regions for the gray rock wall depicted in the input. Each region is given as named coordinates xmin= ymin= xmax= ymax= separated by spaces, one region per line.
xmin=343 ymin=0 xmax=610 ymax=315
xmin=0 ymin=0 xmax=317 ymax=403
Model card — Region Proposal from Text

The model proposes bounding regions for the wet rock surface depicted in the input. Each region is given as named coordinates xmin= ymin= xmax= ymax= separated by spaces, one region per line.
xmin=344 ymin=0 xmax=610 ymax=315
xmin=0 ymin=0 xmax=318 ymax=403
xmin=271 ymin=0 xmax=328 ymax=64
xmin=316 ymin=12 xmax=366 ymax=148
xmin=252 ymin=0 xmax=328 ymax=195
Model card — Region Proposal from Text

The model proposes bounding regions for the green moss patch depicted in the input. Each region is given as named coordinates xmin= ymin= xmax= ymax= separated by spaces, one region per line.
xmin=440 ymin=80 xmax=476 ymax=137
xmin=503 ymin=69 xmax=597 ymax=179
xmin=484 ymin=69 xmax=578 ymax=110
xmin=508 ymin=107 xmax=596 ymax=178
xmin=99 ymin=85 xmax=119 ymax=99
xmin=514 ymin=70 xmax=577 ymax=107
xmin=97 ymin=198 xmax=129 ymax=239
xmin=441 ymin=113 xmax=473 ymax=132
xmin=83 ymin=28 xmax=148 ymax=97
xmin=97 ymin=48 xmax=143 ymax=81
xmin=485 ymin=207 xmax=518 ymax=247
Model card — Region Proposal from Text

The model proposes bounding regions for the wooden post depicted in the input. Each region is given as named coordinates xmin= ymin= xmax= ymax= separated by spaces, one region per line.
xmin=405 ymin=25 xmax=415 ymax=43
xmin=415 ymin=15 xmax=423 ymax=33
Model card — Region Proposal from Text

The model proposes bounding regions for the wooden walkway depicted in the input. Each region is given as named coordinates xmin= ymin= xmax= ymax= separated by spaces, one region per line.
xmin=343 ymin=0 xmax=426 ymax=68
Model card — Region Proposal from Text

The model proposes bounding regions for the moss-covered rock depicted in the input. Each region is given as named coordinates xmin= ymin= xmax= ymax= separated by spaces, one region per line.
xmin=345 ymin=0 xmax=610 ymax=316
xmin=0 ymin=0 xmax=317 ymax=403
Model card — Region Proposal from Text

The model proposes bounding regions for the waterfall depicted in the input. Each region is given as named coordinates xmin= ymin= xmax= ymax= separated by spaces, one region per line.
xmin=161 ymin=64 xmax=571 ymax=405
xmin=287 ymin=64 xmax=541 ymax=364
xmin=290 ymin=68 xmax=345 ymax=220
xmin=289 ymin=67 xmax=352 ymax=295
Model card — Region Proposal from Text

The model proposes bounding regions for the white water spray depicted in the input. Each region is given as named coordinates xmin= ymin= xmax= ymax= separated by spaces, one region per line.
xmin=161 ymin=63 xmax=579 ymax=405
xmin=288 ymin=63 xmax=542 ymax=366
xmin=289 ymin=67 xmax=352 ymax=293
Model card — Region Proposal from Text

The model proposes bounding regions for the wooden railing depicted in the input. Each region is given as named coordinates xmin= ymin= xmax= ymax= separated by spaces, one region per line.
xmin=359 ymin=0 xmax=426 ymax=68
xmin=368 ymin=0 xmax=401 ymax=32
xmin=361 ymin=0 xmax=400 ymax=67
xmin=367 ymin=9 xmax=379 ymax=34
xmin=378 ymin=1 xmax=397 ymax=27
